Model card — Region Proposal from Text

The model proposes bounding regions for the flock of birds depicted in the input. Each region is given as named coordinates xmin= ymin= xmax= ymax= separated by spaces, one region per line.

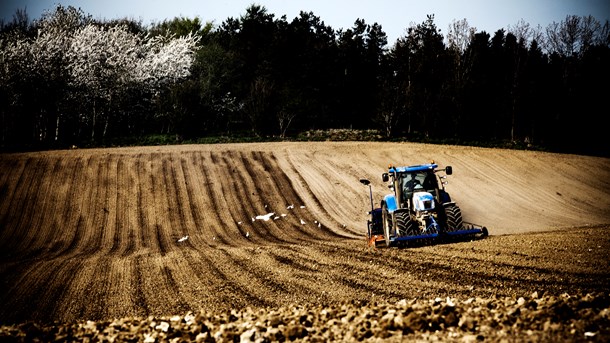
xmin=176 ymin=204 xmax=326 ymax=243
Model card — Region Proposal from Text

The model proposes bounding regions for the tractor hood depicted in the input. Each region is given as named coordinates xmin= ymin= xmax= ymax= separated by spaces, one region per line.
xmin=412 ymin=192 xmax=435 ymax=211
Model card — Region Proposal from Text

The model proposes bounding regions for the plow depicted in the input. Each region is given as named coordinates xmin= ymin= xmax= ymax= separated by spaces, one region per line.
xmin=361 ymin=162 xmax=488 ymax=248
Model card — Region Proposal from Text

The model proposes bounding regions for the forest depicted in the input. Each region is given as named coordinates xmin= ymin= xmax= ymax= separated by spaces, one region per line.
xmin=1 ymin=5 xmax=608 ymax=156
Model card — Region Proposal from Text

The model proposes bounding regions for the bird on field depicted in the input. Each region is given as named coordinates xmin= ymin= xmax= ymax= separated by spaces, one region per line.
xmin=178 ymin=235 xmax=188 ymax=242
xmin=255 ymin=213 xmax=275 ymax=221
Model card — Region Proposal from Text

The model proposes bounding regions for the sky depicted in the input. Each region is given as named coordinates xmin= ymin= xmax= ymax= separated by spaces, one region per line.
xmin=1 ymin=0 xmax=609 ymax=44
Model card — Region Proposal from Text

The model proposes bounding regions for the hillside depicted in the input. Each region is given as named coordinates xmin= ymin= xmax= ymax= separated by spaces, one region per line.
xmin=0 ymin=142 xmax=609 ymax=341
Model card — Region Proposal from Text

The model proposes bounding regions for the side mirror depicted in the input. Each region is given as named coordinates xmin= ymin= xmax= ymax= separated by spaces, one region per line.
xmin=445 ymin=166 xmax=453 ymax=175
xmin=359 ymin=178 xmax=370 ymax=186
xmin=382 ymin=173 xmax=389 ymax=182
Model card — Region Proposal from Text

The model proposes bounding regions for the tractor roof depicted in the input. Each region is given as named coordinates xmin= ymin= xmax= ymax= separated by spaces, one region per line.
xmin=389 ymin=163 xmax=438 ymax=173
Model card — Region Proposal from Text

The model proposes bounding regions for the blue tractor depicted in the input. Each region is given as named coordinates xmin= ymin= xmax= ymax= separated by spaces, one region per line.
xmin=361 ymin=162 xmax=488 ymax=247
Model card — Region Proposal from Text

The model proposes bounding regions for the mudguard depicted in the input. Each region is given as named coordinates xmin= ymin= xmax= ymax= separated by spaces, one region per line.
xmin=382 ymin=194 xmax=398 ymax=213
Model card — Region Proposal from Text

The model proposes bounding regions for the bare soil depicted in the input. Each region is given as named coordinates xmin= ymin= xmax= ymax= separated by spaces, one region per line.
xmin=0 ymin=142 xmax=609 ymax=341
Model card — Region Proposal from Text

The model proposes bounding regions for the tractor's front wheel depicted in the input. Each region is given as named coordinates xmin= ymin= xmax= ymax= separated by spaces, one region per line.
xmin=395 ymin=211 xmax=418 ymax=236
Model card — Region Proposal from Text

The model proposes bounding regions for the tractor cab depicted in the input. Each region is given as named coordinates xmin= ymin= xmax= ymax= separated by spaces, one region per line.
xmin=382 ymin=163 xmax=452 ymax=210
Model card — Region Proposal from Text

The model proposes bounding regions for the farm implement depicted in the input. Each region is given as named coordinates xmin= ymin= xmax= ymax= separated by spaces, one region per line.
xmin=361 ymin=162 xmax=488 ymax=247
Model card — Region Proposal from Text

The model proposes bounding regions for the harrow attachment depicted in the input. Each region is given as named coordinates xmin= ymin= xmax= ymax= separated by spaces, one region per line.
xmin=365 ymin=208 xmax=488 ymax=247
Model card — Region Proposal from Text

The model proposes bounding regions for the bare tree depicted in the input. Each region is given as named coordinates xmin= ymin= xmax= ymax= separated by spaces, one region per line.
xmin=277 ymin=110 xmax=295 ymax=139
xmin=446 ymin=18 xmax=475 ymax=55
xmin=508 ymin=19 xmax=545 ymax=51
xmin=546 ymin=15 xmax=582 ymax=56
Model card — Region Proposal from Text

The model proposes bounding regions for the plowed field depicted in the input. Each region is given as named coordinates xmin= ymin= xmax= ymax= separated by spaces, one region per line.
xmin=1 ymin=142 xmax=609 ymax=340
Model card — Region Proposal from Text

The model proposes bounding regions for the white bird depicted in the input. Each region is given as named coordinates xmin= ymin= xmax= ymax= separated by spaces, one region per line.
xmin=178 ymin=235 xmax=189 ymax=242
xmin=300 ymin=205 xmax=306 ymax=209
xmin=246 ymin=231 xmax=250 ymax=238
xmin=255 ymin=212 xmax=275 ymax=221
xmin=318 ymin=222 xmax=321 ymax=228
xmin=251 ymin=217 xmax=256 ymax=222
xmin=281 ymin=213 xmax=287 ymax=217
xmin=238 ymin=221 xmax=242 ymax=225
xmin=274 ymin=216 xmax=280 ymax=220
xmin=287 ymin=204 xmax=294 ymax=209
xmin=300 ymin=219 xmax=306 ymax=225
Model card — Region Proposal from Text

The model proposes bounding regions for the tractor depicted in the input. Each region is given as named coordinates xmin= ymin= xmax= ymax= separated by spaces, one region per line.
xmin=361 ymin=162 xmax=488 ymax=247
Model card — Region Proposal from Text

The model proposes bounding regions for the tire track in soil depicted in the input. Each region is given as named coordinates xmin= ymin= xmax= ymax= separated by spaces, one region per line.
xmin=201 ymin=151 xmax=242 ymax=246
xmin=66 ymin=155 xmax=105 ymax=258
xmin=93 ymin=153 xmax=117 ymax=256
xmin=162 ymin=156 xmax=185 ymax=245
xmin=228 ymin=151 xmax=289 ymax=244
xmin=105 ymin=155 xmax=121 ymax=256
xmin=68 ymin=156 xmax=97 ymax=259
xmin=0 ymin=156 xmax=30 ymax=247
xmin=447 ymin=151 xmax=574 ymax=231
xmin=141 ymin=154 xmax=160 ymax=254
xmin=166 ymin=246 xmax=270 ymax=312
xmin=308 ymin=148 xmax=371 ymax=228
xmin=26 ymin=158 xmax=84 ymax=258
xmin=0 ymin=257 xmax=84 ymax=324
xmin=53 ymin=256 xmax=111 ymax=322
xmin=222 ymin=150 xmax=276 ymax=244
xmin=278 ymin=151 xmax=360 ymax=237
xmin=17 ymin=157 xmax=59 ymax=259
xmin=108 ymin=155 xmax=135 ymax=257
xmin=258 ymin=152 xmax=347 ymax=241
xmin=136 ymin=254 xmax=194 ymax=318
xmin=178 ymin=155 xmax=202 ymax=249
xmin=265 ymin=243 xmax=395 ymax=301
xmin=242 ymin=151 xmax=317 ymax=243
xmin=2 ymin=157 xmax=46 ymax=257
xmin=104 ymin=258 xmax=142 ymax=319
xmin=201 ymin=248 xmax=279 ymax=309
xmin=135 ymin=156 xmax=150 ymax=251
xmin=173 ymin=249 xmax=237 ymax=311
xmin=151 ymin=154 xmax=170 ymax=256
xmin=223 ymin=151 xmax=264 ymax=240
xmin=160 ymin=265 xmax=191 ymax=314
xmin=178 ymin=152 xmax=216 ymax=248
xmin=115 ymin=157 xmax=137 ymax=257
xmin=167 ymin=155 xmax=196 ymax=248
xmin=218 ymin=247 xmax=295 ymax=301
xmin=133 ymin=255 xmax=150 ymax=316
xmin=188 ymin=151 xmax=228 ymax=246
xmin=237 ymin=247 xmax=331 ymax=305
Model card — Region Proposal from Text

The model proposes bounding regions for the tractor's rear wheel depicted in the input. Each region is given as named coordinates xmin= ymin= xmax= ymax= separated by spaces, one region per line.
xmin=444 ymin=204 xmax=464 ymax=232
xmin=382 ymin=204 xmax=392 ymax=247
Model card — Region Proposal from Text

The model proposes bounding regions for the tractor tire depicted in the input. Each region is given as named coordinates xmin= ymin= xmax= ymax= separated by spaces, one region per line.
xmin=444 ymin=203 xmax=464 ymax=232
xmin=382 ymin=204 xmax=392 ymax=247
xmin=395 ymin=211 xmax=418 ymax=236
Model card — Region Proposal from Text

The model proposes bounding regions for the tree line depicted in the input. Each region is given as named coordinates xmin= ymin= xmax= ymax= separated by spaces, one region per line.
xmin=1 ymin=5 xmax=608 ymax=156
